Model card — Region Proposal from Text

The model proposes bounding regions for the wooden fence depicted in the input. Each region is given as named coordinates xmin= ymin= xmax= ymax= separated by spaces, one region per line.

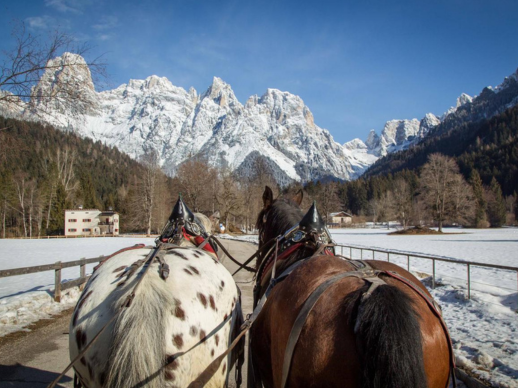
xmin=337 ymin=244 xmax=518 ymax=308
xmin=2 ymin=243 xmax=517 ymax=306
xmin=0 ymin=256 xmax=104 ymax=302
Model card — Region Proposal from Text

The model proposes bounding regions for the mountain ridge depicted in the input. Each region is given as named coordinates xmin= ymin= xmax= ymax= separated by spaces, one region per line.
xmin=1 ymin=53 xmax=517 ymax=184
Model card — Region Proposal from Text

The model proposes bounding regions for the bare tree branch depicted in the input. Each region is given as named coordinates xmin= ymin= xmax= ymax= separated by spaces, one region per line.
xmin=0 ymin=21 xmax=107 ymax=117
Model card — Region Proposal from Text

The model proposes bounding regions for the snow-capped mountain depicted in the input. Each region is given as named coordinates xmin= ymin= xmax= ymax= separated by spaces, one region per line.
xmin=2 ymin=53 xmax=518 ymax=184
xmin=9 ymin=53 xmax=376 ymax=184
xmin=344 ymin=116 xmax=437 ymax=161
xmin=344 ymin=67 xmax=518 ymax=166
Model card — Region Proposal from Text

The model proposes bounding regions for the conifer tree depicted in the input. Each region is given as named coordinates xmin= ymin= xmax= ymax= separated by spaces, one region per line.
xmin=486 ymin=178 xmax=507 ymax=227
xmin=80 ymin=173 xmax=101 ymax=209
xmin=469 ymin=169 xmax=487 ymax=227
xmin=47 ymin=182 xmax=68 ymax=235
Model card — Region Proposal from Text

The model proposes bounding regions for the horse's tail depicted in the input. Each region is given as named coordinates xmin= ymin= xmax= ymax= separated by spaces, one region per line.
xmin=353 ymin=284 xmax=428 ymax=388
xmin=105 ymin=273 xmax=174 ymax=388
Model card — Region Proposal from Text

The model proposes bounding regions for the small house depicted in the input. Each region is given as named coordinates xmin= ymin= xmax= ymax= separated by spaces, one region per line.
xmin=64 ymin=209 xmax=120 ymax=237
xmin=328 ymin=211 xmax=353 ymax=227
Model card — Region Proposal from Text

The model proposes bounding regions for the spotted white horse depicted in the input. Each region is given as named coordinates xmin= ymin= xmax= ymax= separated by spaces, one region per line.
xmin=69 ymin=199 xmax=244 ymax=388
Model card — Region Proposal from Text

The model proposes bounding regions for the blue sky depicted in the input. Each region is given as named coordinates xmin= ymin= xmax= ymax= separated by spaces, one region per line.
xmin=1 ymin=0 xmax=518 ymax=144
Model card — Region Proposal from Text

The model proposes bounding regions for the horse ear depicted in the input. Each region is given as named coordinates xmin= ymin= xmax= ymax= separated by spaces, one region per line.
xmin=293 ymin=189 xmax=303 ymax=206
xmin=263 ymin=186 xmax=274 ymax=209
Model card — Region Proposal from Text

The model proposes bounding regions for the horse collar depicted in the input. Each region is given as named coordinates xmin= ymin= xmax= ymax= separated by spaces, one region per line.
xmin=160 ymin=197 xmax=208 ymax=243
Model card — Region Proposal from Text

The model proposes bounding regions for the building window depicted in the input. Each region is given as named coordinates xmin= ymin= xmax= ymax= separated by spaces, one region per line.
xmin=68 ymin=228 xmax=77 ymax=232
xmin=83 ymin=228 xmax=91 ymax=232
xmin=83 ymin=219 xmax=91 ymax=222
xmin=68 ymin=219 xmax=77 ymax=222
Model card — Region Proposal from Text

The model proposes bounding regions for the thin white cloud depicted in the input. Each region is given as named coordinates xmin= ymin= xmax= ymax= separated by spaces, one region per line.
xmin=97 ymin=33 xmax=113 ymax=41
xmin=25 ymin=16 xmax=55 ymax=30
xmin=44 ymin=0 xmax=85 ymax=14
xmin=73 ymin=32 xmax=91 ymax=42
xmin=92 ymin=16 xmax=119 ymax=31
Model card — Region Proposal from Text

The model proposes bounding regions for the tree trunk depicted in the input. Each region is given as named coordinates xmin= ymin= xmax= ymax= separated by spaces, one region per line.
xmin=29 ymin=208 xmax=32 ymax=238
xmin=1 ymin=199 xmax=5 ymax=239
xmin=46 ymin=182 xmax=54 ymax=230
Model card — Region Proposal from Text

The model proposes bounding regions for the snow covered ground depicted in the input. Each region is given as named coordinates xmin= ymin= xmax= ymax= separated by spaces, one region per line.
xmin=0 ymin=229 xmax=517 ymax=387
xmin=0 ymin=237 xmax=156 ymax=336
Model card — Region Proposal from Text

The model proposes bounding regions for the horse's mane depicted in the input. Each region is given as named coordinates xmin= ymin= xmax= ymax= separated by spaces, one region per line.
xmin=255 ymin=198 xmax=308 ymax=271
xmin=256 ymin=198 xmax=303 ymax=238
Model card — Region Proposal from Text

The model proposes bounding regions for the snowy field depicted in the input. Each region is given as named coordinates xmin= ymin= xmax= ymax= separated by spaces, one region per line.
xmin=0 ymin=228 xmax=517 ymax=387
xmin=0 ymin=236 xmax=157 ymax=336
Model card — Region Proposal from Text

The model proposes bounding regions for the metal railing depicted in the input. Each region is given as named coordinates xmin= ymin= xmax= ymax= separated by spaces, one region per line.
xmin=0 ymin=256 xmax=104 ymax=302
xmin=336 ymin=244 xmax=518 ymax=306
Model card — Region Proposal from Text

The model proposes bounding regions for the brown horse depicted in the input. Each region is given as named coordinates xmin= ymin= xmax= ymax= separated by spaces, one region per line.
xmin=248 ymin=186 xmax=453 ymax=388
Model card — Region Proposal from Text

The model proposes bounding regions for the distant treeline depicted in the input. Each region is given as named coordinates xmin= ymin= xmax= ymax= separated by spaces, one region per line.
xmin=1 ymin=106 xmax=516 ymax=238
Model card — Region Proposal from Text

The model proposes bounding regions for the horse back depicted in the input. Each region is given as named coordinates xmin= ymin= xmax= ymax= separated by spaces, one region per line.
xmin=251 ymin=256 xmax=450 ymax=388
xmin=69 ymin=246 xmax=240 ymax=388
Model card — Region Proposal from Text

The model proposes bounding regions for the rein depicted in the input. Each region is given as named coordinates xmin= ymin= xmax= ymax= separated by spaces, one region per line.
xmin=204 ymin=235 xmax=258 ymax=274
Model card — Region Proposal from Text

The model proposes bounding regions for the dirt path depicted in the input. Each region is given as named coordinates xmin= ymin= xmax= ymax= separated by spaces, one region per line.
xmin=0 ymin=238 xmax=257 ymax=388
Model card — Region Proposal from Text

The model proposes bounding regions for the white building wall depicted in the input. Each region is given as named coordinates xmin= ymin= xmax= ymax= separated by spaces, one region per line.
xmin=64 ymin=210 xmax=101 ymax=236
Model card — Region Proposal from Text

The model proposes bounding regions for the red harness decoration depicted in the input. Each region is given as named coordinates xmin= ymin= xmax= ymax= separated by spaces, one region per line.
xmin=182 ymin=228 xmax=217 ymax=255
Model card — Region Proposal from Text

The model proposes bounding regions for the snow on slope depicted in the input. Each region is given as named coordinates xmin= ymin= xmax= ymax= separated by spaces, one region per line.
xmin=19 ymin=54 xmax=370 ymax=183
xmin=4 ymin=54 xmax=518 ymax=183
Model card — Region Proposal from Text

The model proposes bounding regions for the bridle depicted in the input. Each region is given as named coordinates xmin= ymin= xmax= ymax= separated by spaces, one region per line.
xmin=159 ymin=197 xmax=220 ymax=254
xmin=255 ymin=201 xmax=336 ymax=301
xmin=258 ymin=200 xmax=335 ymax=263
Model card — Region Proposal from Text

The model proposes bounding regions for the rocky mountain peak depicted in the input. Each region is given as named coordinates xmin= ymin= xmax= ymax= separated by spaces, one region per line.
xmin=365 ymin=129 xmax=380 ymax=149
xmin=257 ymin=88 xmax=315 ymax=127
xmin=4 ymin=53 xmax=518 ymax=185
xmin=201 ymin=77 xmax=241 ymax=110
xmin=419 ymin=113 xmax=440 ymax=134
xmin=29 ymin=52 xmax=98 ymax=116
xmin=456 ymin=93 xmax=473 ymax=108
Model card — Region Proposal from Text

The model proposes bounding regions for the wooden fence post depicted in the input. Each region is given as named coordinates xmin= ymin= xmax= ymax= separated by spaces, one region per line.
xmin=54 ymin=261 xmax=62 ymax=302
xmin=432 ymin=259 xmax=436 ymax=289
xmin=467 ymin=264 xmax=471 ymax=299
xmin=80 ymin=258 xmax=86 ymax=290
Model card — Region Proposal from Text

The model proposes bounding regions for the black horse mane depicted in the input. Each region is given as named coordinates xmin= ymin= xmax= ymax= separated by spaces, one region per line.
xmin=256 ymin=198 xmax=303 ymax=240
xmin=255 ymin=198 xmax=317 ymax=272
